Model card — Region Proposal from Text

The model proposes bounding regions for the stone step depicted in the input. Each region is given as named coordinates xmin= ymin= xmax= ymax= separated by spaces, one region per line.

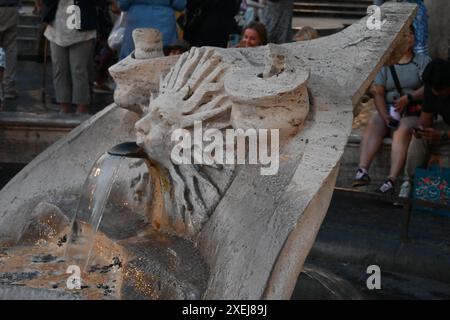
xmin=294 ymin=0 xmax=372 ymax=18
xmin=0 ymin=112 xmax=85 ymax=164
xmin=17 ymin=6 xmax=42 ymax=60
xmin=18 ymin=13 xmax=42 ymax=27
xmin=18 ymin=24 xmax=40 ymax=38
xmin=17 ymin=37 xmax=39 ymax=59
xmin=295 ymin=2 xmax=370 ymax=11
xmin=309 ymin=190 xmax=450 ymax=288
xmin=294 ymin=8 xmax=367 ymax=18
xmin=294 ymin=0 xmax=373 ymax=5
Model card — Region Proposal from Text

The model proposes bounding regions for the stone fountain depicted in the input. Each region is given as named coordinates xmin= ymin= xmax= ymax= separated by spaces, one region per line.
xmin=0 ymin=3 xmax=417 ymax=299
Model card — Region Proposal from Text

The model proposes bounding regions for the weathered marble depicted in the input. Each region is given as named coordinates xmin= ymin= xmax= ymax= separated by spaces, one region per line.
xmin=109 ymin=29 xmax=179 ymax=115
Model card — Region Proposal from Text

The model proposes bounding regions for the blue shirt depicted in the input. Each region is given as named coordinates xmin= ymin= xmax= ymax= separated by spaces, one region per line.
xmin=373 ymin=0 xmax=429 ymax=54
xmin=405 ymin=0 xmax=429 ymax=54
xmin=396 ymin=0 xmax=429 ymax=54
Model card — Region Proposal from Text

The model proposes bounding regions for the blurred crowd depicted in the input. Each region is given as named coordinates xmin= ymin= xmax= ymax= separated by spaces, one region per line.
xmin=1 ymin=0 xmax=320 ymax=112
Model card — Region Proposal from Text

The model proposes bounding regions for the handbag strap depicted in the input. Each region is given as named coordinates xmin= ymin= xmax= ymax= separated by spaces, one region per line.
xmin=389 ymin=65 xmax=404 ymax=97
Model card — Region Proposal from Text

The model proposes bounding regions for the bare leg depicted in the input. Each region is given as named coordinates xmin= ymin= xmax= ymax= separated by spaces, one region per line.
xmin=359 ymin=112 xmax=388 ymax=171
xmin=388 ymin=117 xmax=418 ymax=181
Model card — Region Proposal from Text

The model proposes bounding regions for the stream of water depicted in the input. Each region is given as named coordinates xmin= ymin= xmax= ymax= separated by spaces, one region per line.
xmin=64 ymin=154 xmax=124 ymax=271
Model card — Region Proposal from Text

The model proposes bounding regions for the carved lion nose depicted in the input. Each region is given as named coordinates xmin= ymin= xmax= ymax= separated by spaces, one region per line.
xmin=135 ymin=117 xmax=149 ymax=136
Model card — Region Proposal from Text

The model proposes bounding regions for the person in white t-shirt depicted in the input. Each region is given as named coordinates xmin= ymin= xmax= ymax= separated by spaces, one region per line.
xmin=43 ymin=0 xmax=98 ymax=114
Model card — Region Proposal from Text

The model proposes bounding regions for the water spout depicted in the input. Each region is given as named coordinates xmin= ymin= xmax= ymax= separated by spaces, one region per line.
xmin=107 ymin=142 xmax=148 ymax=159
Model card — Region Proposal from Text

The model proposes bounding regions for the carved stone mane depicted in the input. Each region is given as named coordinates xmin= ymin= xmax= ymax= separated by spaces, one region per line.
xmin=119 ymin=42 xmax=310 ymax=237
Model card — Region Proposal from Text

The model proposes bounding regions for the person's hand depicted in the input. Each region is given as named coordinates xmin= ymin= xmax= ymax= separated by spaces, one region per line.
xmin=381 ymin=113 xmax=390 ymax=127
xmin=416 ymin=127 xmax=443 ymax=140
xmin=393 ymin=95 xmax=408 ymax=113
xmin=412 ymin=125 xmax=422 ymax=138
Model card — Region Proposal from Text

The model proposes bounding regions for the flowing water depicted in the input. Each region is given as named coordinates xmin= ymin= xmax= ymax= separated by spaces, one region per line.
xmin=0 ymin=148 xmax=211 ymax=299
xmin=65 ymin=153 xmax=124 ymax=271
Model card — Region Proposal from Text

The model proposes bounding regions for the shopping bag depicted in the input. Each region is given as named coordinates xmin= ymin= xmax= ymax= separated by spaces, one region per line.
xmin=412 ymin=165 xmax=450 ymax=217
xmin=108 ymin=12 xmax=127 ymax=51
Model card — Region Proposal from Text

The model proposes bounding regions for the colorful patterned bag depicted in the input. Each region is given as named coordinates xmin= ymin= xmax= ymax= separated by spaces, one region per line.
xmin=413 ymin=165 xmax=450 ymax=217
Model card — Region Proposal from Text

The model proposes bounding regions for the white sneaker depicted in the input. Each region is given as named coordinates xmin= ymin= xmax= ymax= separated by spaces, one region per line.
xmin=399 ymin=180 xmax=412 ymax=199
xmin=352 ymin=168 xmax=371 ymax=187
xmin=375 ymin=179 xmax=395 ymax=194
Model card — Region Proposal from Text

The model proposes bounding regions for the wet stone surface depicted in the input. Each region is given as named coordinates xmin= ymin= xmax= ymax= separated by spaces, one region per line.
xmin=57 ymin=235 xmax=67 ymax=247
xmin=31 ymin=254 xmax=57 ymax=263
xmin=0 ymin=223 xmax=125 ymax=300
xmin=88 ymin=256 xmax=122 ymax=274
xmin=0 ymin=271 xmax=39 ymax=285
xmin=96 ymin=283 xmax=115 ymax=296
xmin=120 ymin=231 xmax=209 ymax=300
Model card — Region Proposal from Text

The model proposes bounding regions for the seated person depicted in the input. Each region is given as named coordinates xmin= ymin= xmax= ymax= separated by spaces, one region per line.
xmin=293 ymin=26 xmax=318 ymax=42
xmin=352 ymin=26 xmax=431 ymax=194
xmin=238 ymin=21 xmax=267 ymax=48
xmin=400 ymin=58 xmax=450 ymax=198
